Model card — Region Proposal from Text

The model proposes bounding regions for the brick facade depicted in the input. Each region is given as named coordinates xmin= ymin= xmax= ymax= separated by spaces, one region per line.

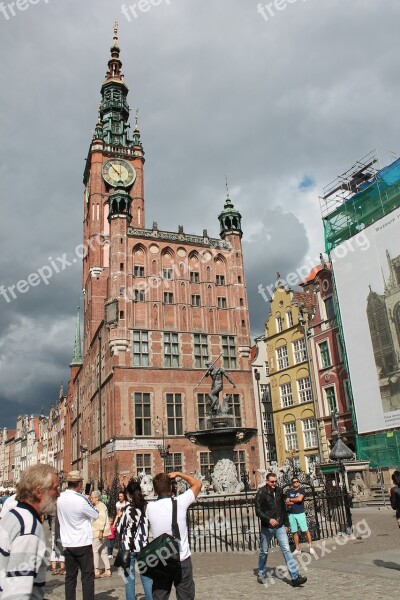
xmin=64 ymin=30 xmax=259 ymax=489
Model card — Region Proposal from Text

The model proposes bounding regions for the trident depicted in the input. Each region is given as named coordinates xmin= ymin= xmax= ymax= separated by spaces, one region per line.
xmin=194 ymin=352 xmax=223 ymax=390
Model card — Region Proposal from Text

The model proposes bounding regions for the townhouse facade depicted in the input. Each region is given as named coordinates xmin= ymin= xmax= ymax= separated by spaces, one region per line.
xmin=265 ymin=277 xmax=322 ymax=473
xmin=301 ymin=262 xmax=355 ymax=453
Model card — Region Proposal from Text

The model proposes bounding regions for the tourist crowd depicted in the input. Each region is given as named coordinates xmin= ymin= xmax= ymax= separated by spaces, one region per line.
xmin=2 ymin=467 xmax=400 ymax=599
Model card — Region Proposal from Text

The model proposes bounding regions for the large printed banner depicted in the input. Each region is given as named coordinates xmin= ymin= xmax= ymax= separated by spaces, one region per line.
xmin=332 ymin=206 xmax=400 ymax=434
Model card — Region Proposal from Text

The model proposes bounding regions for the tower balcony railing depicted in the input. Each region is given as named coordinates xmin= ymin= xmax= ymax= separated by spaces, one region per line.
xmin=103 ymin=145 xmax=140 ymax=158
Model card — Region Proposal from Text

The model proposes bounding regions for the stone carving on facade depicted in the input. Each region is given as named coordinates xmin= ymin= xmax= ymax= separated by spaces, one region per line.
xmin=211 ymin=459 xmax=244 ymax=494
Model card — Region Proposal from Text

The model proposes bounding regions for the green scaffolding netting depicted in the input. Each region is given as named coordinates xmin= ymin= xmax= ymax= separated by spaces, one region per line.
xmin=323 ymin=158 xmax=400 ymax=252
xmin=356 ymin=430 xmax=400 ymax=469
xmin=324 ymin=157 xmax=400 ymax=466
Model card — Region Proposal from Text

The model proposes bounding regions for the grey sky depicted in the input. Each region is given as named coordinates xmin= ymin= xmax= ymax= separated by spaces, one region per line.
xmin=0 ymin=0 xmax=399 ymax=427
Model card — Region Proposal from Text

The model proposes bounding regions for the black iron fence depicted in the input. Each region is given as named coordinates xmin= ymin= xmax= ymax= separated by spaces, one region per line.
xmin=187 ymin=485 xmax=352 ymax=552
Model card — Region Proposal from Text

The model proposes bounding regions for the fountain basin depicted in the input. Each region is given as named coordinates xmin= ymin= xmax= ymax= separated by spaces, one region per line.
xmin=185 ymin=427 xmax=257 ymax=449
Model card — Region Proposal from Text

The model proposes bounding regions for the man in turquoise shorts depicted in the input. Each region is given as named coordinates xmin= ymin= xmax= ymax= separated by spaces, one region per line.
xmin=285 ymin=477 xmax=316 ymax=556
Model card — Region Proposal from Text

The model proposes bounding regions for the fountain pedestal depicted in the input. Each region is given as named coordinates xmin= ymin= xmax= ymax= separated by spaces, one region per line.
xmin=186 ymin=413 xmax=257 ymax=494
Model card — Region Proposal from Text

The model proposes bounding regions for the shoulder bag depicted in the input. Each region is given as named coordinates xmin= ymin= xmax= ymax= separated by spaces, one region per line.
xmin=137 ymin=497 xmax=181 ymax=579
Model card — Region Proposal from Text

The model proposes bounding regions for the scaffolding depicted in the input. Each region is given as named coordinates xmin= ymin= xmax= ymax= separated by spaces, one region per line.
xmin=320 ymin=151 xmax=400 ymax=251
xmin=320 ymin=151 xmax=400 ymax=467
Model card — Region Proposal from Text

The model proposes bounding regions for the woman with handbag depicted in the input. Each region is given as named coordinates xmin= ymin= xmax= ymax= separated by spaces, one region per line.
xmin=117 ymin=478 xmax=153 ymax=600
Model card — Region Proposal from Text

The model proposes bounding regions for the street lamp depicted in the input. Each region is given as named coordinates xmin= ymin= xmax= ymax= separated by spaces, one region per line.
xmin=153 ymin=416 xmax=171 ymax=471
xmin=329 ymin=430 xmax=353 ymax=533
xmin=241 ymin=469 xmax=252 ymax=547
xmin=254 ymin=368 xmax=268 ymax=470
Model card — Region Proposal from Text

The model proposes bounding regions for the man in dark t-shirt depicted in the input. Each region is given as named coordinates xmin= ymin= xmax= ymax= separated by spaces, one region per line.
xmin=285 ymin=477 xmax=316 ymax=556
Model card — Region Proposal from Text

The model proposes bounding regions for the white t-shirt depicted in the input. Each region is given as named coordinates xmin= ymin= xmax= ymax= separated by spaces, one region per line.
xmin=116 ymin=500 xmax=128 ymax=512
xmin=57 ymin=490 xmax=98 ymax=548
xmin=146 ymin=489 xmax=195 ymax=561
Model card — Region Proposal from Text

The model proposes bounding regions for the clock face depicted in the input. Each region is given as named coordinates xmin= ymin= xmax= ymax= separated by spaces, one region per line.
xmin=102 ymin=159 xmax=136 ymax=187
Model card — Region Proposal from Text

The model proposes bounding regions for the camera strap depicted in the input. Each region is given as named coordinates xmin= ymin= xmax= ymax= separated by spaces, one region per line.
xmin=171 ymin=497 xmax=181 ymax=541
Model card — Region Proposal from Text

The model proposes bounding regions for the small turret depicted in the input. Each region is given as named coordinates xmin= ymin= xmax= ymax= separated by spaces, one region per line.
xmin=218 ymin=181 xmax=242 ymax=239
xmin=108 ymin=181 xmax=132 ymax=222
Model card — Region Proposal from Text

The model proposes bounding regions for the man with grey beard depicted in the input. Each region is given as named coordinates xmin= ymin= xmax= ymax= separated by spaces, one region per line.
xmin=0 ymin=464 xmax=60 ymax=599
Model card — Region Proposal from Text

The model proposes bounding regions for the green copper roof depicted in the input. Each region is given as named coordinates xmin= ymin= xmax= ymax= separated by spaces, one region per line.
xmin=95 ymin=22 xmax=142 ymax=149
xmin=71 ymin=307 xmax=83 ymax=366
xmin=218 ymin=192 xmax=242 ymax=238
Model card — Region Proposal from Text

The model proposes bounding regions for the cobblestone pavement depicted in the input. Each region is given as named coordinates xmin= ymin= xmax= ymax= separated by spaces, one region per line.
xmin=46 ymin=508 xmax=400 ymax=600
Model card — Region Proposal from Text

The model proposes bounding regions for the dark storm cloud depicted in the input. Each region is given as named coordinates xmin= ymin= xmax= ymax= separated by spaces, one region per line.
xmin=1 ymin=0 xmax=400 ymax=427
xmin=243 ymin=206 xmax=310 ymax=338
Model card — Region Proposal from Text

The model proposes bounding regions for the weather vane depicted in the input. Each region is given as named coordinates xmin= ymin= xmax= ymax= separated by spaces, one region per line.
xmin=225 ymin=174 xmax=230 ymax=197
xmin=113 ymin=20 xmax=119 ymax=46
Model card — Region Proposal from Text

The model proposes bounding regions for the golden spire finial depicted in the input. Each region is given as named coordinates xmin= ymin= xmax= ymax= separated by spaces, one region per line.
xmin=113 ymin=20 xmax=119 ymax=46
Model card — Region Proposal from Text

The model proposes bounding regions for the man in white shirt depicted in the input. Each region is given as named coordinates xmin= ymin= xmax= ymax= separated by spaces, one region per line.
xmin=0 ymin=493 xmax=17 ymax=519
xmin=0 ymin=465 xmax=59 ymax=600
xmin=57 ymin=471 xmax=98 ymax=600
xmin=146 ymin=471 xmax=201 ymax=600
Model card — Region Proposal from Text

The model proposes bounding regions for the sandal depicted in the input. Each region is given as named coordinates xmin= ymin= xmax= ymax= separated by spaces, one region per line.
xmin=51 ymin=569 xmax=58 ymax=576
xmin=59 ymin=570 xmax=66 ymax=575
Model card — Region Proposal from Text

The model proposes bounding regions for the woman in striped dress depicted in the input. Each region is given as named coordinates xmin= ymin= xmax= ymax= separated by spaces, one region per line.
xmin=117 ymin=478 xmax=153 ymax=600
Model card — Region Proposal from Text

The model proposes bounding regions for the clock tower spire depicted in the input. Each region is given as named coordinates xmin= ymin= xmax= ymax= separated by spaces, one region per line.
xmin=82 ymin=24 xmax=146 ymax=345
xmin=96 ymin=21 xmax=142 ymax=150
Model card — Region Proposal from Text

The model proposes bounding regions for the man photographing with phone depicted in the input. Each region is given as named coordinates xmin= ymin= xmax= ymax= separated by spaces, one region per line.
xmin=146 ymin=471 xmax=201 ymax=599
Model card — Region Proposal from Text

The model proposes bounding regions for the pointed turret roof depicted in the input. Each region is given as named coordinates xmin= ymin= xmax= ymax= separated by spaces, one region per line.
xmin=94 ymin=22 xmax=143 ymax=149
xmin=218 ymin=181 xmax=242 ymax=239
xmin=104 ymin=21 xmax=125 ymax=85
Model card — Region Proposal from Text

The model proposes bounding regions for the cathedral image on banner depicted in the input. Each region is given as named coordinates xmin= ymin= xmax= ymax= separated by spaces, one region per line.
xmin=366 ymin=251 xmax=400 ymax=413
xmin=332 ymin=205 xmax=400 ymax=434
